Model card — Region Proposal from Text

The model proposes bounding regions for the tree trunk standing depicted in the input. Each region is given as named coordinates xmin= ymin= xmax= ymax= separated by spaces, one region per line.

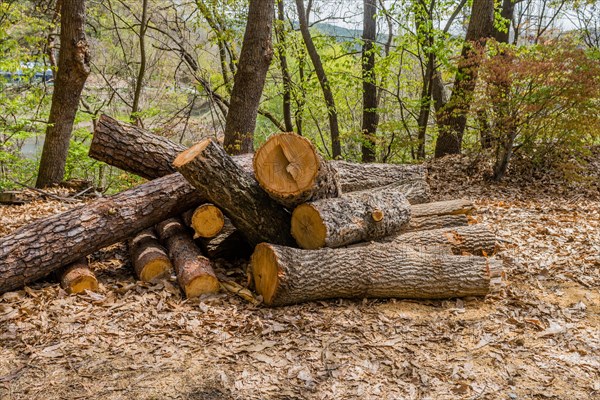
xmin=130 ymin=0 xmax=148 ymax=126
xmin=276 ymin=0 xmax=294 ymax=132
xmin=434 ymin=0 xmax=494 ymax=158
xmin=295 ymin=0 xmax=341 ymax=158
xmin=36 ymin=0 xmax=91 ymax=188
xmin=361 ymin=0 xmax=379 ymax=162
xmin=223 ymin=0 xmax=274 ymax=155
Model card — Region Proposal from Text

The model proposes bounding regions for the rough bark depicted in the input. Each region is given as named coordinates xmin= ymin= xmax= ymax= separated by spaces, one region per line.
xmin=181 ymin=204 xmax=225 ymax=239
xmin=361 ymin=0 xmax=379 ymax=162
xmin=223 ymin=0 xmax=274 ymax=154
xmin=156 ymin=218 xmax=219 ymax=297
xmin=411 ymin=199 xmax=475 ymax=217
xmin=390 ymin=179 xmax=431 ymax=205
xmin=407 ymin=214 xmax=469 ymax=232
xmin=291 ymin=187 xmax=411 ymax=249
xmin=173 ymin=139 xmax=294 ymax=247
xmin=253 ymin=133 xmax=340 ymax=208
xmin=59 ymin=259 xmax=98 ymax=294
xmin=332 ymin=160 xmax=427 ymax=193
xmin=252 ymin=242 xmax=501 ymax=306
xmin=128 ymin=228 xmax=172 ymax=281
xmin=390 ymin=224 xmax=497 ymax=256
xmin=36 ymin=0 xmax=91 ymax=187
xmin=0 ymin=173 xmax=201 ymax=294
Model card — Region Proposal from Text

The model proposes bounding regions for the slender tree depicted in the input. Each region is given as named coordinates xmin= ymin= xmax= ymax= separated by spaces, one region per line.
xmin=223 ymin=0 xmax=275 ymax=155
xmin=130 ymin=0 xmax=149 ymax=126
xmin=361 ymin=0 xmax=378 ymax=162
xmin=36 ymin=0 xmax=91 ymax=188
xmin=275 ymin=0 xmax=294 ymax=132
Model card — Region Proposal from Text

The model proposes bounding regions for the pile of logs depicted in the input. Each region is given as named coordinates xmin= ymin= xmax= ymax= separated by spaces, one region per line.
xmin=0 ymin=115 xmax=502 ymax=306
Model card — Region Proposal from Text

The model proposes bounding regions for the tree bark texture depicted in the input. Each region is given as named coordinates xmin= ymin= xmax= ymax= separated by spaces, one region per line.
xmin=361 ymin=0 xmax=378 ymax=162
xmin=223 ymin=0 xmax=274 ymax=155
xmin=389 ymin=179 xmax=431 ymax=205
xmin=251 ymin=242 xmax=500 ymax=306
xmin=156 ymin=218 xmax=219 ymax=297
xmin=253 ymin=133 xmax=340 ymax=208
xmin=128 ymin=228 xmax=172 ymax=281
xmin=407 ymin=214 xmax=469 ymax=232
xmin=291 ymin=187 xmax=411 ymax=249
xmin=59 ymin=259 xmax=98 ymax=294
xmin=332 ymin=160 xmax=427 ymax=193
xmin=36 ymin=0 xmax=91 ymax=187
xmin=411 ymin=198 xmax=474 ymax=218
xmin=173 ymin=139 xmax=295 ymax=247
xmin=434 ymin=0 xmax=494 ymax=157
xmin=0 ymin=173 xmax=201 ymax=294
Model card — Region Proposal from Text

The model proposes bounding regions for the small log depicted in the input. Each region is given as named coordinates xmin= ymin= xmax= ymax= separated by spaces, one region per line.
xmin=182 ymin=204 xmax=225 ymax=239
xmin=173 ymin=139 xmax=294 ymax=247
xmin=291 ymin=186 xmax=411 ymax=249
xmin=60 ymin=259 xmax=99 ymax=294
xmin=390 ymin=225 xmax=497 ymax=256
xmin=0 ymin=173 xmax=200 ymax=294
xmin=332 ymin=160 xmax=427 ymax=193
xmin=407 ymin=214 xmax=469 ymax=232
xmin=0 ymin=191 xmax=25 ymax=205
xmin=253 ymin=133 xmax=340 ymax=208
xmin=251 ymin=242 xmax=501 ymax=306
xmin=156 ymin=218 xmax=219 ymax=297
xmin=411 ymin=199 xmax=475 ymax=217
xmin=394 ymin=179 xmax=431 ymax=205
xmin=128 ymin=228 xmax=172 ymax=281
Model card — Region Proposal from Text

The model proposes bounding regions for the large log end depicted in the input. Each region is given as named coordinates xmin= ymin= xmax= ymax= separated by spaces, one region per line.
xmin=60 ymin=260 xmax=99 ymax=294
xmin=189 ymin=204 xmax=225 ymax=239
xmin=290 ymin=203 xmax=327 ymax=249
xmin=251 ymin=243 xmax=281 ymax=306
xmin=173 ymin=139 xmax=212 ymax=168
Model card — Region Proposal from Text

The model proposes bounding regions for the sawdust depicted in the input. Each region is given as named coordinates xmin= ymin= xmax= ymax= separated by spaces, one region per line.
xmin=1 ymin=157 xmax=599 ymax=399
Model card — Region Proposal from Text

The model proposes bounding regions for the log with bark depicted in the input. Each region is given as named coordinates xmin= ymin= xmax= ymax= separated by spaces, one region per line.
xmin=59 ymin=259 xmax=98 ymax=294
xmin=407 ymin=214 xmax=469 ymax=232
xmin=182 ymin=204 xmax=225 ymax=239
xmin=0 ymin=173 xmax=200 ymax=294
xmin=128 ymin=228 xmax=172 ymax=281
xmin=173 ymin=138 xmax=295 ymax=247
xmin=411 ymin=198 xmax=474 ymax=217
xmin=156 ymin=218 xmax=219 ymax=297
xmin=291 ymin=186 xmax=411 ymax=249
xmin=253 ymin=133 xmax=340 ymax=208
xmin=251 ymin=242 xmax=502 ymax=306
xmin=89 ymin=115 xmax=430 ymax=204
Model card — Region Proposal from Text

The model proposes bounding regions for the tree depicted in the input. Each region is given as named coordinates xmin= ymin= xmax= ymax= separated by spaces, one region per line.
xmin=223 ymin=0 xmax=275 ymax=155
xmin=275 ymin=0 xmax=294 ymax=132
xmin=36 ymin=0 xmax=91 ymax=188
xmin=361 ymin=0 xmax=378 ymax=162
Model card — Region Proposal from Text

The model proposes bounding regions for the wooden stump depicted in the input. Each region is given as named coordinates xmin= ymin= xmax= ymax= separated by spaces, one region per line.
xmin=251 ymin=242 xmax=501 ymax=306
xmin=182 ymin=204 xmax=225 ymax=239
xmin=253 ymin=133 xmax=340 ymax=208
xmin=60 ymin=259 xmax=99 ymax=294
xmin=128 ymin=229 xmax=172 ymax=281
xmin=156 ymin=218 xmax=219 ymax=297
xmin=291 ymin=187 xmax=411 ymax=249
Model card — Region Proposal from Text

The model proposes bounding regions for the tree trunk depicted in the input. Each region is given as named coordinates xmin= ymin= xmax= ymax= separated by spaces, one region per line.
xmin=407 ymin=214 xmax=469 ymax=232
xmin=295 ymin=0 xmax=341 ymax=158
xmin=291 ymin=187 xmax=411 ymax=249
xmin=59 ymin=259 xmax=98 ymax=294
xmin=252 ymin=242 xmax=501 ymax=306
xmin=156 ymin=218 xmax=219 ymax=298
xmin=361 ymin=0 xmax=379 ymax=162
xmin=130 ymin=0 xmax=148 ymax=125
xmin=0 ymin=173 xmax=201 ymax=294
xmin=128 ymin=228 xmax=172 ymax=281
xmin=392 ymin=179 xmax=432 ymax=205
xmin=434 ymin=0 xmax=494 ymax=157
xmin=36 ymin=0 xmax=91 ymax=187
xmin=411 ymin=198 xmax=474 ymax=217
xmin=181 ymin=204 xmax=225 ymax=239
xmin=276 ymin=0 xmax=294 ymax=132
xmin=173 ymin=138 xmax=295 ymax=247
xmin=223 ymin=0 xmax=274 ymax=155
xmin=493 ymin=0 xmax=515 ymax=43
xmin=253 ymin=133 xmax=340 ymax=208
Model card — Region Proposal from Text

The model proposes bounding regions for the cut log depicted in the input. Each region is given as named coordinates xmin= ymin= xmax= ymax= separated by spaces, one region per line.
xmin=198 ymin=219 xmax=252 ymax=260
xmin=393 ymin=179 xmax=431 ymax=205
xmin=156 ymin=218 xmax=219 ymax=297
xmin=253 ymin=133 xmax=340 ymax=208
xmin=291 ymin=187 xmax=411 ymax=249
xmin=0 ymin=191 xmax=26 ymax=205
xmin=251 ymin=242 xmax=501 ymax=306
xmin=0 ymin=173 xmax=201 ymax=294
xmin=182 ymin=204 xmax=225 ymax=239
xmin=59 ymin=259 xmax=99 ymax=294
xmin=411 ymin=199 xmax=474 ymax=217
xmin=128 ymin=228 xmax=172 ymax=281
xmin=407 ymin=214 xmax=469 ymax=232
xmin=173 ymin=138 xmax=294 ymax=247
xmin=390 ymin=225 xmax=497 ymax=256
xmin=90 ymin=115 xmax=430 ymax=202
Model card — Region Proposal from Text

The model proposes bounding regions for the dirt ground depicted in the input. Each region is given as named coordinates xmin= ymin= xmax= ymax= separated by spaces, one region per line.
xmin=1 ymin=155 xmax=599 ymax=400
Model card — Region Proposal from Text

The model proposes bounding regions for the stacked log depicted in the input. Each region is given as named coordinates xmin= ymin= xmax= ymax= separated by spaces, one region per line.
xmin=59 ymin=259 xmax=99 ymax=294
xmin=128 ymin=229 xmax=172 ymax=281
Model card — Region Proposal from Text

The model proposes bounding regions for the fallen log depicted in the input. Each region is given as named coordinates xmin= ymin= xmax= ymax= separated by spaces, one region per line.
xmin=128 ymin=228 xmax=172 ymax=281
xmin=0 ymin=173 xmax=200 ymax=294
xmin=393 ymin=179 xmax=431 ymax=205
xmin=291 ymin=187 xmax=411 ymax=249
xmin=390 ymin=225 xmax=497 ymax=256
xmin=251 ymin=242 xmax=502 ymax=306
xmin=253 ymin=133 xmax=340 ymax=208
xmin=198 ymin=219 xmax=252 ymax=260
xmin=407 ymin=214 xmax=469 ymax=232
xmin=182 ymin=204 xmax=225 ymax=239
xmin=59 ymin=259 xmax=99 ymax=294
xmin=173 ymin=138 xmax=295 ymax=247
xmin=90 ymin=115 xmax=430 ymax=203
xmin=156 ymin=218 xmax=219 ymax=297
xmin=411 ymin=199 xmax=474 ymax=217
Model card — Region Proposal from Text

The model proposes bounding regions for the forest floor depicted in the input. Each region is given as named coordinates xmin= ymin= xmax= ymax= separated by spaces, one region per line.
xmin=0 ymin=153 xmax=599 ymax=400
